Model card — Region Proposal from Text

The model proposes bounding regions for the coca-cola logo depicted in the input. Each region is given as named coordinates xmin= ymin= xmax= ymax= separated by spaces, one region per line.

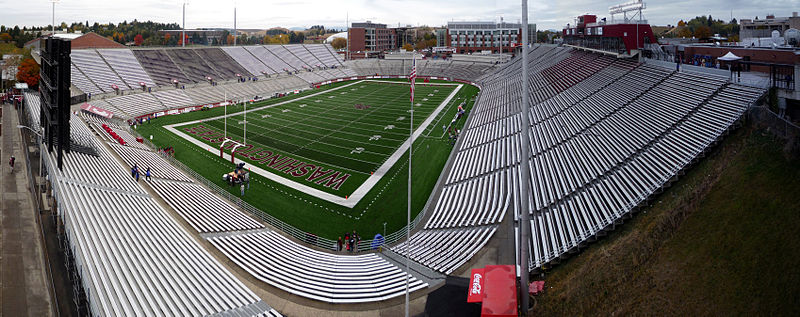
xmin=471 ymin=273 xmax=482 ymax=295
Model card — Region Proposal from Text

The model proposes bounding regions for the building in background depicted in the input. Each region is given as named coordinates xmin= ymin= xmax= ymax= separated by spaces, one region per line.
xmin=740 ymin=13 xmax=800 ymax=39
xmin=443 ymin=21 xmax=535 ymax=54
xmin=348 ymin=21 xmax=396 ymax=57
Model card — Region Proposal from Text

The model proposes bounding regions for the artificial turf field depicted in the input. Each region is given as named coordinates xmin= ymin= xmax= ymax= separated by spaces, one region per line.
xmin=138 ymin=79 xmax=480 ymax=240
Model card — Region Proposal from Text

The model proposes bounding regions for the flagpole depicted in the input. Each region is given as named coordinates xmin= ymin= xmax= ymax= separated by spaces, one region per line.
xmin=244 ymin=100 xmax=247 ymax=145
xmin=224 ymin=91 xmax=227 ymax=138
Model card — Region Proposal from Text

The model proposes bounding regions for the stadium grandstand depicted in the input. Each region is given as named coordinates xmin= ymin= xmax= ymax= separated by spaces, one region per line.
xmin=1 ymin=0 xmax=784 ymax=302
xmin=11 ymin=39 xmax=765 ymax=315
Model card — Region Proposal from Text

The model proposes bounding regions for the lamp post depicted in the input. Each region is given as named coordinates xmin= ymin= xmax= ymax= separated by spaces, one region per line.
xmin=50 ymin=0 xmax=60 ymax=36
xmin=17 ymin=124 xmax=43 ymax=177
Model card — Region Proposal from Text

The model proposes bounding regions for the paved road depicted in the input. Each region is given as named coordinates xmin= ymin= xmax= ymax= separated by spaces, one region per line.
xmin=1 ymin=103 xmax=53 ymax=316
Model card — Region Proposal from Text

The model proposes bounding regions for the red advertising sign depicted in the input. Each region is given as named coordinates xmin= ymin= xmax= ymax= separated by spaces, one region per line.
xmin=80 ymin=103 xmax=114 ymax=119
xmin=467 ymin=268 xmax=485 ymax=303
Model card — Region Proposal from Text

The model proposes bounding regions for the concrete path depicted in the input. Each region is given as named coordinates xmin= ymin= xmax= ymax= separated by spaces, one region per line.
xmin=0 ymin=103 xmax=54 ymax=316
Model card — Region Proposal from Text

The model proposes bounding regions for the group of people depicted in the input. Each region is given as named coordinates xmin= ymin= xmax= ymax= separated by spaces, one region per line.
xmin=353 ymin=104 xmax=372 ymax=110
xmin=337 ymin=230 xmax=361 ymax=253
xmin=130 ymin=164 xmax=152 ymax=182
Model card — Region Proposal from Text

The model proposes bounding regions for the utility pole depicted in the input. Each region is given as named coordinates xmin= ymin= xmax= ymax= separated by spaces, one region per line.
xmin=234 ymin=6 xmax=237 ymax=46
xmin=518 ymin=0 xmax=532 ymax=314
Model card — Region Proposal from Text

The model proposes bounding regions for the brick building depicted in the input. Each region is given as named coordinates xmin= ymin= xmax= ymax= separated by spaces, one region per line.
xmin=348 ymin=22 xmax=396 ymax=56
xmin=443 ymin=21 xmax=536 ymax=54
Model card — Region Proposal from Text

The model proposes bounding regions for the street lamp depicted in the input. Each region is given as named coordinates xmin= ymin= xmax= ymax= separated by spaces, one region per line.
xmin=17 ymin=124 xmax=43 ymax=177
xmin=50 ymin=0 xmax=60 ymax=36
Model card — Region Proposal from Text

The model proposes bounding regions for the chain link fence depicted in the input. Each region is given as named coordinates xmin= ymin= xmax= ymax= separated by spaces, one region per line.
xmin=747 ymin=106 xmax=800 ymax=156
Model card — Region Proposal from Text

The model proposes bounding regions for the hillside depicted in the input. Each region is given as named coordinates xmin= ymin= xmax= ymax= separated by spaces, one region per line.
xmin=534 ymin=123 xmax=800 ymax=315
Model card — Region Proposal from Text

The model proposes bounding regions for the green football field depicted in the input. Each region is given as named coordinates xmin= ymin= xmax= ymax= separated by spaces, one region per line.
xmin=138 ymin=79 xmax=480 ymax=239
xmin=172 ymin=80 xmax=459 ymax=196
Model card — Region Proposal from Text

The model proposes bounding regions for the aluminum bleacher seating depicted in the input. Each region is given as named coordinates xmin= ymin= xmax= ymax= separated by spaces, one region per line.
xmin=208 ymin=230 xmax=428 ymax=303
xmin=132 ymin=49 xmax=192 ymax=85
xmin=71 ymin=63 xmax=104 ymax=95
xmin=71 ymin=49 xmax=130 ymax=92
xmin=105 ymin=92 xmax=165 ymax=117
xmin=97 ymin=48 xmax=157 ymax=88
xmin=108 ymin=143 xmax=194 ymax=183
xmin=196 ymin=47 xmax=253 ymax=79
xmin=284 ymin=44 xmax=322 ymax=68
xmin=149 ymin=179 xmax=264 ymax=233
xmin=221 ymin=46 xmax=275 ymax=76
xmin=152 ymin=89 xmax=193 ymax=110
xmin=245 ymin=46 xmax=291 ymax=73
xmin=304 ymin=44 xmax=341 ymax=67
xmin=266 ymin=45 xmax=308 ymax=70
xmin=166 ymin=48 xmax=222 ymax=82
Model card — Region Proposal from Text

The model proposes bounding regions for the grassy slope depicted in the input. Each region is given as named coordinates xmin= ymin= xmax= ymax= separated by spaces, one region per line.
xmin=535 ymin=125 xmax=800 ymax=315
xmin=136 ymin=80 xmax=479 ymax=240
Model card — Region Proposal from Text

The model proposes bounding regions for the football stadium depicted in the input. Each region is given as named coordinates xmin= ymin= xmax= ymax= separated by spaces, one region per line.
xmin=2 ymin=0 xmax=800 ymax=316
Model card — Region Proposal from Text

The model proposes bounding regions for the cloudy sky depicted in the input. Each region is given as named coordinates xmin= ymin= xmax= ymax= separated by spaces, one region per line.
xmin=1 ymin=0 xmax=797 ymax=31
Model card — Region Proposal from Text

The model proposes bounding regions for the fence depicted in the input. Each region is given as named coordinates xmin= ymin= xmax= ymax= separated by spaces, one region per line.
xmin=748 ymin=106 xmax=800 ymax=154
xmin=131 ymin=127 xmax=429 ymax=253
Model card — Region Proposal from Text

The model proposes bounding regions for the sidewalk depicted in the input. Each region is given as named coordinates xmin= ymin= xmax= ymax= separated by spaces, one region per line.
xmin=1 ymin=103 xmax=54 ymax=316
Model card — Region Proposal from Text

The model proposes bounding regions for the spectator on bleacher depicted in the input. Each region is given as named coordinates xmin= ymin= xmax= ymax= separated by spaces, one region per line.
xmin=337 ymin=237 xmax=343 ymax=251
xmin=145 ymin=167 xmax=152 ymax=182
xmin=131 ymin=164 xmax=138 ymax=179
xmin=240 ymin=183 xmax=245 ymax=196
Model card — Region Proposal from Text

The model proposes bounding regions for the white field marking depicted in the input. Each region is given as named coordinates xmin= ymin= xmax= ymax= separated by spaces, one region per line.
xmin=369 ymin=135 xmax=381 ymax=141
xmin=299 ymin=104 xmax=307 ymax=108
xmin=397 ymin=116 xmax=406 ymax=121
xmin=166 ymin=80 xmax=463 ymax=208
xmin=282 ymin=109 xmax=291 ymax=113
xmin=350 ymin=147 xmax=364 ymax=154
xmin=192 ymin=122 xmax=386 ymax=172
xmin=384 ymin=125 xmax=395 ymax=130
xmin=261 ymin=114 xmax=271 ymax=118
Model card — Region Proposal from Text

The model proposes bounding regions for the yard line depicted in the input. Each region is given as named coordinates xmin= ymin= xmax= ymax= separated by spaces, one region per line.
xmin=192 ymin=123 xmax=378 ymax=174
xmin=291 ymin=84 xmax=411 ymax=156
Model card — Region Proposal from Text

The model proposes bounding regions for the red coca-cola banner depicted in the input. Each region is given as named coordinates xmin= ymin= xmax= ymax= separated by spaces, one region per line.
xmin=467 ymin=268 xmax=485 ymax=303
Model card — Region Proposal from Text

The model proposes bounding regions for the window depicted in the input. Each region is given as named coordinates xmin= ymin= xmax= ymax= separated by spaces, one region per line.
xmin=597 ymin=27 xmax=603 ymax=35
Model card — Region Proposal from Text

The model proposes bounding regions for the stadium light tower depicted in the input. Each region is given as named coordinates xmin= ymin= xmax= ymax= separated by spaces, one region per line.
xmin=50 ymin=0 xmax=60 ymax=36
xmin=518 ymin=0 xmax=533 ymax=314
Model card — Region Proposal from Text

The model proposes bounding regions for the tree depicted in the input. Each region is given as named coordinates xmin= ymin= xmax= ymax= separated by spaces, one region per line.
xmin=134 ymin=34 xmax=144 ymax=46
xmin=677 ymin=27 xmax=692 ymax=38
xmin=164 ymin=33 xmax=171 ymax=45
xmin=17 ymin=58 xmax=39 ymax=88
xmin=331 ymin=37 xmax=346 ymax=49
xmin=677 ymin=20 xmax=686 ymax=27
xmin=694 ymin=25 xmax=712 ymax=39
xmin=0 ymin=33 xmax=11 ymax=43
xmin=402 ymin=43 xmax=413 ymax=51
xmin=707 ymin=15 xmax=713 ymax=26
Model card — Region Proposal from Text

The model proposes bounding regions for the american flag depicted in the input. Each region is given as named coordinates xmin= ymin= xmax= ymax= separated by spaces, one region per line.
xmin=409 ymin=57 xmax=416 ymax=102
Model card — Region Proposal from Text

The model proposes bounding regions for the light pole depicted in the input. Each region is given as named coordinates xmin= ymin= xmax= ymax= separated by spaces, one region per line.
xmin=518 ymin=0 xmax=532 ymax=314
xmin=50 ymin=0 xmax=60 ymax=36
xmin=182 ymin=0 xmax=188 ymax=47
xmin=17 ymin=125 xmax=43 ymax=177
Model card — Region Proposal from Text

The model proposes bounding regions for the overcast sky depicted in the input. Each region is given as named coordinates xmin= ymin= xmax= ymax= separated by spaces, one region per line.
xmin=0 ymin=0 xmax=797 ymax=31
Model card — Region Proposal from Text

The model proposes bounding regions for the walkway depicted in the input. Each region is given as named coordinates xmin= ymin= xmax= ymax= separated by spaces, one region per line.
xmin=0 ymin=103 xmax=54 ymax=316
